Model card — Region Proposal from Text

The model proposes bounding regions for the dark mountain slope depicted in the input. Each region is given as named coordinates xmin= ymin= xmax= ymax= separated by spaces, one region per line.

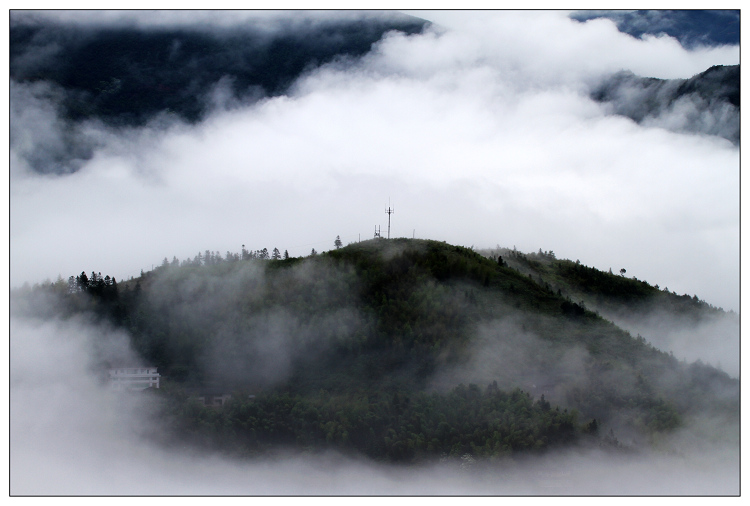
xmin=10 ymin=12 xmax=429 ymax=174
xmin=571 ymin=10 xmax=740 ymax=49
xmin=11 ymin=238 xmax=738 ymax=461
xmin=591 ymin=65 xmax=739 ymax=144
xmin=10 ymin=13 xmax=428 ymax=126
xmin=10 ymin=16 xmax=425 ymax=125
xmin=480 ymin=246 xmax=739 ymax=378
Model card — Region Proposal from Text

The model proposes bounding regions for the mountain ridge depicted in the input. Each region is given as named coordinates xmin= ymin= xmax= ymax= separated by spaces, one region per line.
xmin=11 ymin=237 xmax=738 ymax=462
xmin=591 ymin=64 xmax=739 ymax=144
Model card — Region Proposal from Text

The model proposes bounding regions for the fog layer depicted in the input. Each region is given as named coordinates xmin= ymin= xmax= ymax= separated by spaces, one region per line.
xmin=10 ymin=311 xmax=739 ymax=495
xmin=9 ymin=10 xmax=740 ymax=312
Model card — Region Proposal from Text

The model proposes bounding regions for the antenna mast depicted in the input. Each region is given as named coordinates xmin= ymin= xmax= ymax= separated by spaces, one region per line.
xmin=385 ymin=200 xmax=394 ymax=239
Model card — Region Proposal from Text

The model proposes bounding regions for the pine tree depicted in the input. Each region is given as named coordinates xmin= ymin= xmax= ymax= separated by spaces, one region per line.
xmin=76 ymin=271 xmax=88 ymax=292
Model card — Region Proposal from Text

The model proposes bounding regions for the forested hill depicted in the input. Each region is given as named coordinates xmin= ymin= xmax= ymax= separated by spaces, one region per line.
xmin=11 ymin=238 xmax=738 ymax=462
xmin=478 ymin=245 xmax=740 ymax=377
xmin=480 ymin=245 xmax=732 ymax=315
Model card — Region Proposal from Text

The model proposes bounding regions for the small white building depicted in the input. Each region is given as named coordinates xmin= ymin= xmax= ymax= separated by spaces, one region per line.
xmin=109 ymin=367 xmax=161 ymax=391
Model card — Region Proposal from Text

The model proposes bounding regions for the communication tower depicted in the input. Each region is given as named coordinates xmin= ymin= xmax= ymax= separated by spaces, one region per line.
xmin=385 ymin=202 xmax=394 ymax=239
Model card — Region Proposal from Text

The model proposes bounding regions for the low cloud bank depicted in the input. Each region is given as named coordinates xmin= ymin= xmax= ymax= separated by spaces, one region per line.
xmin=592 ymin=66 xmax=739 ymax=144
xmin=10 ymin=11 xmax=740 ymax=313
xmin=606 ymin=308 xmax=739 ymax=378
xmin=10 ymin=304 xmax=739 ymax=495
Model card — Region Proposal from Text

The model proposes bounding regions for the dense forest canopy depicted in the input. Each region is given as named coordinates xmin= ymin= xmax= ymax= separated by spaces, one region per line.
xmin=10 ymin=10 xmax=739 ymax=495
xmin=11 ymin=238 xmax=738 ymax=463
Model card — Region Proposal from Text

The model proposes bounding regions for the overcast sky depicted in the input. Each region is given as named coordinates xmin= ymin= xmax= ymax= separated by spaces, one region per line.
xmin=8 ymin=9 xmax=740 ymax=311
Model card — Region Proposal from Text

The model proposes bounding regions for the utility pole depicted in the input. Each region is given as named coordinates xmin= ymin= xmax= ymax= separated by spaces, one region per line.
xmin=385 ymin=201 xmax=394 ymax=239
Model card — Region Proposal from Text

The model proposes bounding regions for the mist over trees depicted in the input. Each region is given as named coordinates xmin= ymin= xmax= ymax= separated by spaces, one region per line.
xmin=9 ymin=9 xmax=739 ymax=495
xmin=11 ymin=239 xmax=738 ymax=472
xmin=478 ymin=245 xmax=740 ymax=378
xmin=591 ymin=65 xmax=739 ymax=144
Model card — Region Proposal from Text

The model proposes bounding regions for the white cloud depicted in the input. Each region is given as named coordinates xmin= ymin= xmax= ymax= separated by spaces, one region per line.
xmin=10 ymin=313 xmax=739 ymax=495
xmin=10 ymin=10 xmax=740 ymax=314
